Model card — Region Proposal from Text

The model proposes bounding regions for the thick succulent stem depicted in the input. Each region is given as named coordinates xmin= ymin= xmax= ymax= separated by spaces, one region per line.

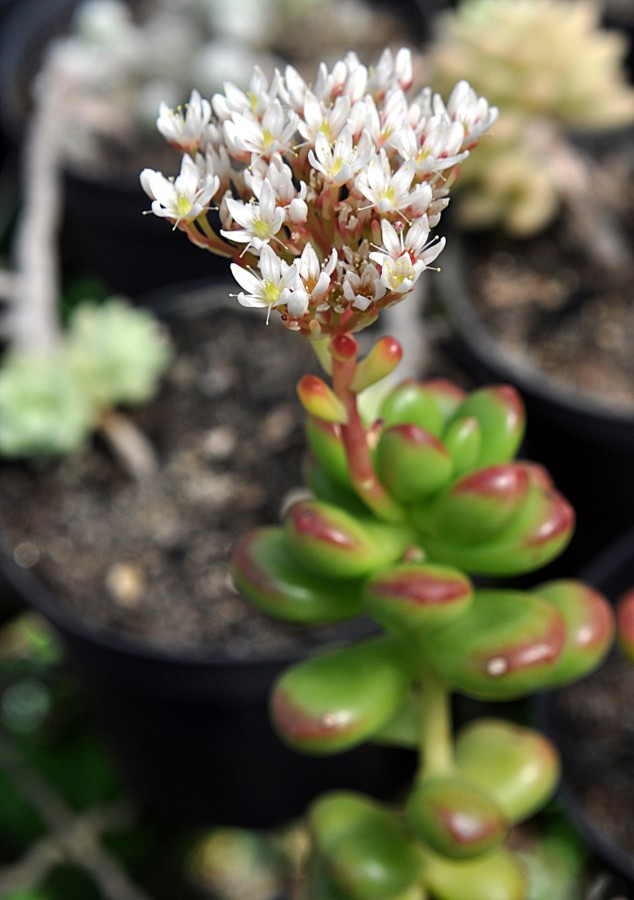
xmin=417 ymin=670 xmax=453 ymax=783
xmin=330 ymin=337 xmax=403 ymax=523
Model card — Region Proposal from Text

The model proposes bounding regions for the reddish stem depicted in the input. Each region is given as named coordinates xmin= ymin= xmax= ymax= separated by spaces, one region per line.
xmin=330 ymin=338 xmax=403 ymax=522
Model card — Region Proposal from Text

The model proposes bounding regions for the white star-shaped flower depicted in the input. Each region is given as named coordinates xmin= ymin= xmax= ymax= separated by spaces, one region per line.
xmin=221 ymin=180 xmax=286 ymax=252
xmin=140 ymin=154 xmax=219 ymax=224
xmin=355 ymin=151 xmax=432 ymax=217
xmin=308 ymin=127 xmax=372 ymax=186
xmin=369 ymin=217 xmax=446 ymax=293
xmin=230 ymin=245 xmax=301 ymax=317
xmin=156 ymin=89 xmax=212 ymax=154
xmin=224 ymin=99 xmax=298 ymax=161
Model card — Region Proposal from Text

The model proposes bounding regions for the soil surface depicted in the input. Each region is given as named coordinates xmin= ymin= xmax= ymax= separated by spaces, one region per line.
xmin=465 ymin=140 xmax=634 ymax=414
xmin=0 ymin=288 xmax=331 ymax=656
xmin=0 ymin=285 xmax=460 ymax=656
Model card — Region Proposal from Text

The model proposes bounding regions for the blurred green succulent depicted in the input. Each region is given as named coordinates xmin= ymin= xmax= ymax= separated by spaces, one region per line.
xmin=231 ymin=332 xmax=615 ymax=899
xmin=426 ymin=0 xmax=634 ymax=234
xmin=66 ymin=299 xmax=172 ymax=408
xmin=0 ymin=299 xmax=171 ymax=458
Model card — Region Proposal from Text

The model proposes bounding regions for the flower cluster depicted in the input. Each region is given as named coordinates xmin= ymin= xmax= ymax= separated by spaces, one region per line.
xmin=141 ymin=48 xmax=497 ymax=337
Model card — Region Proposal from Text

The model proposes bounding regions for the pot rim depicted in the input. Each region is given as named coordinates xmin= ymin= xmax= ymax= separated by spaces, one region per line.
xmin=438 ymin=236 xmax=634 ymax=435
xmin=534 ymin=525 xmax=634 ymax=884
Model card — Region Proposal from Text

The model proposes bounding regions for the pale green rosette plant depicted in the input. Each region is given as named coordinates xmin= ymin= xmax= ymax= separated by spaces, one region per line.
xmin=424 ymin=0 xmax=634 ymax=236
xmin=142 ymin=47 xmax=616 ymax=899
xmin=0 ymin=300 xmax=172 ymax=460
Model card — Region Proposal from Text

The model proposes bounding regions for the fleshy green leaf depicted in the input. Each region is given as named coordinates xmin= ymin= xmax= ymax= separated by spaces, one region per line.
xmin=421 ymin=588 xmax=566 ymax=700
xmin=455 ymin=719 xmax=560 ymax=824
xmin=407 ymin=775 xmax=507 ymax=859
xmin=271 ymin=635 xmax=416 ymax=754
xmin=231 ymin=527 xmax=364 ymax=624
xmin=310 ymin=792 xmax=423 ymax=899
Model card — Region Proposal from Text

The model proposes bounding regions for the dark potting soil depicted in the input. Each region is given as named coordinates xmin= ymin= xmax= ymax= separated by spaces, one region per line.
xmin=0 ymin=292 xmax=335 ymax=656
xmin=0 ymin=287 xmax=463 ymax=656
xmin=548 ymin=651 xmax=634 ymax=865
xmin=466 ymin=147 xmax=634 ymax=414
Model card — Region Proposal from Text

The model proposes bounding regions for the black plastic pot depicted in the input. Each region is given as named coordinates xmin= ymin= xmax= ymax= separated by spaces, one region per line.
xmin=0 ymin=282 xmax=413 ymax=828
xmin=534 ymin=527 xmax=634 ymax=888
xmin=435 ymin=236 xmax=634 ymax=576
xmin=0 ymin=548 xmax=413 ymax=828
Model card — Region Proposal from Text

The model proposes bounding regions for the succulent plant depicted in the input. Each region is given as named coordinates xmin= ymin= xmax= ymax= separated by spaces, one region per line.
xmin=231 ymin=335 xmax=615 ymax=899
xmin=143 ymin=45 xmax=616 ymax=898
xmin=66 ymin=299 xmax=172 ymax=408
xmin=0 ymin=299 xmax=171 ymax=458
xmin=425 ymin=0 xmax=634 ymax=234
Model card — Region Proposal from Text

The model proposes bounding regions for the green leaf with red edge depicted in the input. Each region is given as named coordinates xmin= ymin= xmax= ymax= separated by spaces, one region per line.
xmin=284 ymin=499 xmax=414 ymax=579
xmin=450 ymin=385 xmax=525 ymax=467
xmin=422 ymin=847 xmax=528 ymax=900
xmin=420 ymin=465 xmax=574 ymax=576
xmin=534 ymin=579 xmax=615 ymax=684
xmin=297 ymin=374 xmax=348 ymax=423
xmin=420 ymin=588 xmax=566 ymax=700
xmin=376 ymin=424 xmax=453 ymax=503
xmin=303 ymin=456 xmax=369 ymax=517
xmin=617 ymin=588 xmax=634 ymax=663
xmin=310 ymin=791 xmax=423 ymax=900
xmin=231 ymin=526 xmax=364 ymax=624
xmin=442 ymin=415 xmax=481 ymax=476
xmin=454 ymin=719 xmax=560 ymax=825
xmin=363 ymin=562 xmax=473 ymax=637
xmin=424 ymin=463 xmax=533 ymax=545
xmin=305 ymin=415 xmax=352 ymax=490
xmin=378 ymin=381 xmax=446 ymax=436
xmin=420 ymin=379 xmax=468 ymax=424
xmin=270 ymin=634 xmax=417 ymax=754
xmin=350 ymin=336 xmax=403 ymax=393
xmin=406 ymin=775 xmax=508 ymax=860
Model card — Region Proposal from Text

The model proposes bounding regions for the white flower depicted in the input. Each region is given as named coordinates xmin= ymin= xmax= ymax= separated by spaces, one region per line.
xmin=212 ymin=66 xmax=279 ymax=122
xmin=368 ymin=47 xmax=413 ymax=97
xmin=221 ymin=180 xmax=286 ymax=252
xmin=156 ymin=89 xmax=212 ymax=154
xmin=298 ymin=92 xmax=351 ymax=143
xmin=223 ymin=99 xmax=298 ymax=161
xmin=308 ymin=127 xmax=372 ymax=185
xmin=369 ymin=217 xmax=446 ymax=293
xmin=298 ymin=244 xmax=338 ymax=298
xmin=355 ymin=151 xmax=432 ymax=216
xmin=342 ymin=264 xmax=387 ymax=311
xmin=140 ymin=154 xmax=219 ymax=224
xmin=313 ymin=55 xmax=368 ymax=105
xmin=230 ymin=245 xmax=301 ymax=315
xmin=392 ymin=119 xmax=469 ymax=175
xmin=245 ymin=158 xmax=308 ymax=224
xmin=445 ymin=80 xmax=499 ymax=146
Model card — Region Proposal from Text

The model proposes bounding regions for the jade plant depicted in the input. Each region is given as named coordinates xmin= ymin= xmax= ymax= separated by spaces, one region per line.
xmin=424 ymin=0 xmax=634 ymax=237
xmin=141 ymin=47 xmax=615 ymax=899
